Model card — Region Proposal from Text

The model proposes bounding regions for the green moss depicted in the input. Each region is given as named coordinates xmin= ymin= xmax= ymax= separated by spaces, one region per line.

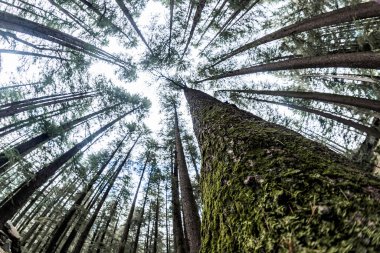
xmin=198 ymin=102 xmax=380 ymax=253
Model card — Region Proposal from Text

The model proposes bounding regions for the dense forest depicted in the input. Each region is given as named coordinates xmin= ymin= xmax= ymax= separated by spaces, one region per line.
xmin=0 ymin=0 xmax=380 ymax=252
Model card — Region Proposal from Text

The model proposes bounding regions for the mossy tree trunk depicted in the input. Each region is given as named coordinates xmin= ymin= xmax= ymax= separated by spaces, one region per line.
xmin=184 ymin=88 xmax=380 ymax=252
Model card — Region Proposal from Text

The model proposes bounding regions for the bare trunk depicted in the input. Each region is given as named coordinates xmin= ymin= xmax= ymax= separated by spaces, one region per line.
xmin=174 ymin=106 xmax=201 ymax=253
xmin=212 ymin=1 xmax=380 ymax=66
xmin=220 ymin=89 xmax=380 ymax=112
xmin=199 ymin=52 xmax=380 ymax=82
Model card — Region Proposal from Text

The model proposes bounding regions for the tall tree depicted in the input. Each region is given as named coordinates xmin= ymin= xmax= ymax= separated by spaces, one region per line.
xmin=174 ymin=105 xmax=201 ymax=253
xmin=184 ymin=87 xmax=380 ymax=252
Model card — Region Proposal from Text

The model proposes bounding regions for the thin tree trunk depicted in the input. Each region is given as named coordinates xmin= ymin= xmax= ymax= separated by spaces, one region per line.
xmin=200 ymin=0 xmax=259 ymax=54
xmin=0 ymin=49 xmax=69 ymax=60
xmin=95 ymin=200 xmax=119 ymax=253
xmin=0 ymin=112 xmax=128 ymax=228
xmin=198 ymin=52 xmax=380 ymax=82
xmin=118 ymin=154 xmax=150 ymax=253
xmin=77 ymin=0 xmax=132 ymax=41
xmin=0 ymin=93 xmax=95 ymax=118
xmin=195 ymin=0 xmax=225 ymax=46
xmin=171 ymin=149 xmax=186 ymax=253
xmin=219 ymin=89 xmax=380 ymax=112
xmin=174 ymin=107 xmax=201 ymax=253
xmin=152 ymin=183 xmax=160 ymax=253
xmin=114 ymin=0 xmax=154 ymax=54
xmin=211 ymin=1 xmax=380 ymax=66
xmin=181 ymin=0 xmax=207 ymax=58
xmin=132 ymin=172 xmax=152 ymax=253
xmin=264 ymin=97 xmax=380 ymax=137
xmin=144 ymin=203 xmax=153 ymax=253
xmin=168 ymin=0 xmax=174 ymax=57
xmin=184 ymin=87 xmax=380 ymax=252
xmin=0 ymin=11 xmax=126 ymax=67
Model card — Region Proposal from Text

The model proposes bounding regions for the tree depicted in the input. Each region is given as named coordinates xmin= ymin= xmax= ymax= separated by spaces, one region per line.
xmin=184 ymin=87 xmax=380 ymax=252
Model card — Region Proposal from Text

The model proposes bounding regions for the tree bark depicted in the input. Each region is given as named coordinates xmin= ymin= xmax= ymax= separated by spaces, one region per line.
xmin=212 ymin=1 xmax=380 ymax=66
xmin=184 ymin=87 xmax=380 ymax=252
xmin=219 ymin=89 xmax=380 ymax=112
xmin=198 ymin=52 xmax=380 ymax=82
xmin=174 ymin=106 xmax=201 ymax=253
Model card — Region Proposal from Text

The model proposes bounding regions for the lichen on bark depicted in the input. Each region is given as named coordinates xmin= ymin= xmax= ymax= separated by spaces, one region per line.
xmin=184 ymin=88 xmax=380 ymax=253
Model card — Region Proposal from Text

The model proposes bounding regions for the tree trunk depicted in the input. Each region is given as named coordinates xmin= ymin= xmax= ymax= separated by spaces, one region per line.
xmin=0 ymin=49 xmax=69 ymax=60
xmin=212 ymin=1 xmax=380 ymax=66
xmin=184 ymin=87 xmax=380 ymax=252
xmin=181 ymin=0 xmax=207 ymax=58
xmin=196 ymin=0 xmax=227 ymax=46
xmin=198 ymin=52 xmax=380 ymax=82
xmin=131 ymin=170 xmax=152 ymax=253
xmin=118 ymin=154 xmax=150 ymax=253
xmin=44 ymin=134 xmax=129 ymax=252
xmin=243 ymin=96 xmax=380 ymax=138
xmin=95 ymin=200 xmax=118 ymax=253
xmin=0 ymin=93 xmax=95 ymax=118
xmin=114 ymin=0 xmax=153 ymax=54
xmin=171 ymin=150 xmax=186 ymax=253
xmin=174 ymin=107 xmax=201 ymax=253
xmin=220 ymin=89 xmax=380 ymax=112
xmin=0 ymin=11 xmax=126 ymax=66
xmin=152 ymin=183 xmax=160 ymax=253
xmin=0 ymin=112 xmax=128 ymax=229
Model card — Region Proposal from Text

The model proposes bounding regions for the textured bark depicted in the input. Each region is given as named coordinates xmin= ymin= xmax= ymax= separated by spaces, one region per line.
xmin=171 ymin=150 xmax=186 ymax=253
xmin=44 ymin=134 xmax=129 ymax=252
xmin=118 ymin=155 xmax=150 ymax=253
xmin=198 ymin=52 xmax=380 ymax=82
xmin=95 ymin=200 xmax=119 ymax=253
xmin=220 ymin=89 xmax=380 ymax=112
xmin=244 ymin=96 xmax=380 ymax=138
xmin=184 ymin=87 xmax=380 ymax=252
xmin=212 ymin=1 xmax=380 ymax=66
xmin=174 ymin=107 xmax=201 ymax=253
xmin=114 ymin=0 xmax=153 ymax=54
xmin=181 ymin=0 xmax=207 ymax=58
xmin=0 ymin=113 xmax=127 ymax=228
